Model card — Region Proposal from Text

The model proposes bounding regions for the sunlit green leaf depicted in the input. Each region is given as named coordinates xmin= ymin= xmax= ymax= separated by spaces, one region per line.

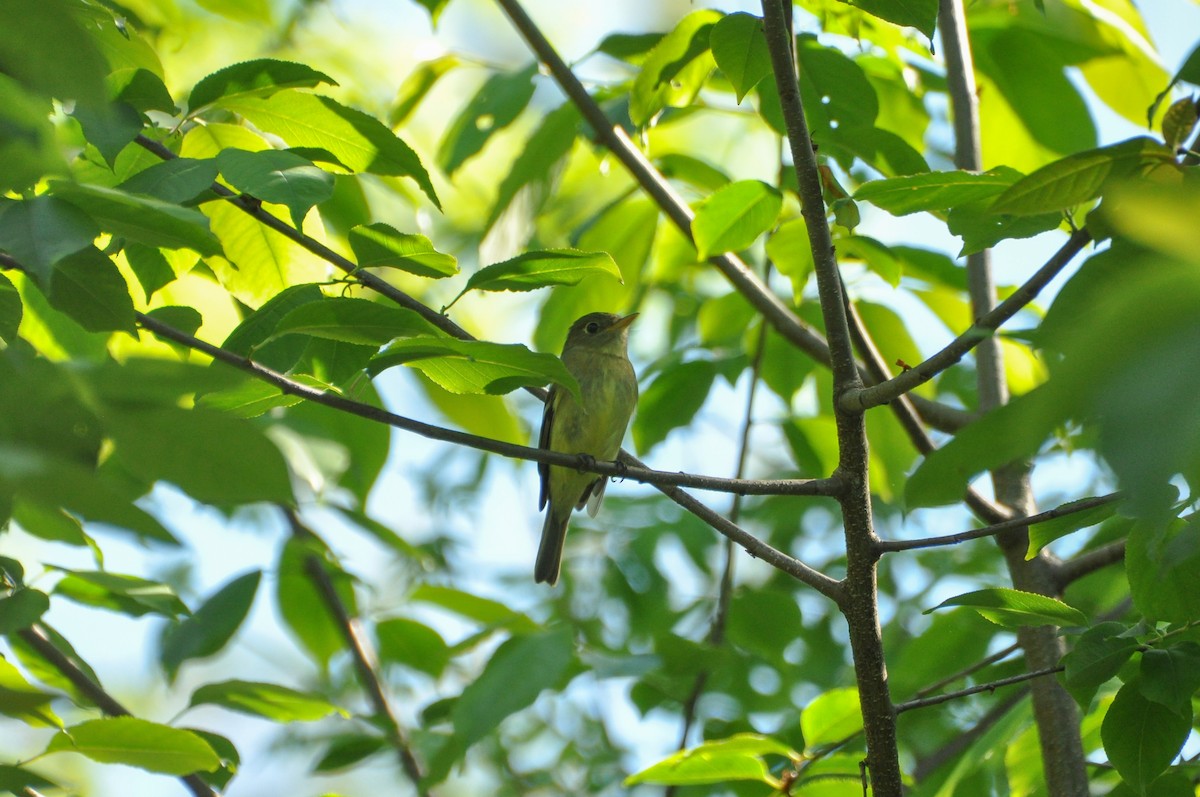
xmin=349 ymin=223 xmax=458 ymax=278
xmin=189 ymin=679 xmax=347 ymax=722
xmin=161 ymin=571 xmax=261 ymax=681
xmin=925 ymin=588 xmax=1087 ymax=628
xmin=630 ymin=10 xmax=720 ymax=125
xmin=438 ymin=64 xmax=536 ymax=175
xmin=48 ymin=181 xmax=222 ymax=257
xmin=46 ymin=718 xmax=220 ymax=775
xmin=838 ymin=0 xmax=937 ymax=37
xmin=626 ymin=734 xmax=793 ymax=786
xmin=216 ymin=148 xmax=333 ymax=227
xmin=463 ymin=250 xmax=622 ymax=298
xmin=189 ymin=58 xmax=336 ymax=110
xmin=370 ymin=337 xmax=581 ymax=399
xmin=54 ymin=570 xmax=188 ymax=618
xmin=692 ymin=180 xmax=781 ymax=258
xmin=710 ymin=12 xmax=770 ymax=103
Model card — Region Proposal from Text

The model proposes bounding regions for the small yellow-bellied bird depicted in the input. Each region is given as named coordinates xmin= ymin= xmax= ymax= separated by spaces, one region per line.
xmin=535 ymin=312 xmax=639 ymax=585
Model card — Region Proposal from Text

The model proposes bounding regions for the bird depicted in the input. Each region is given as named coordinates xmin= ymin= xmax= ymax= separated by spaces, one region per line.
xmin=535 ymin=312 xmax=639 ymax=585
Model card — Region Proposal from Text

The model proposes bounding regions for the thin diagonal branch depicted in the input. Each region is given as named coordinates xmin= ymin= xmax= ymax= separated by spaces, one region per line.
xmin=16 ymin=625 xmax=218 ymax=797
xmin=878 ymin=493 xmax=1123 ymax=553
xmin=912 ymin=642 xmax=1021 ymax=699
xmin=840 ymin=229 xmax=1092 ymax=413
xmin=895 ymin=666 xmax=1062 ymax=714
xmin=284 ymin=509 xmax=428 ymax=795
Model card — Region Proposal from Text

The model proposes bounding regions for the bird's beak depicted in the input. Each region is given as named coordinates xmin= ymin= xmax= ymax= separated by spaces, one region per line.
xmin=611 ymin=313 xmax=638 ymax=331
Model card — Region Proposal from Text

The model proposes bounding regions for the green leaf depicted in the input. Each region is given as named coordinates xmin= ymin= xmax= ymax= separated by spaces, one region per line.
xmin=47 ymin=718 xmax=220 ymax=775
xmin=795 ymin=35 xmax=879 ymax=135
xmin=275 ymin=537 xmax=357 ymax=668
xmin=412 ymin=0 xmax=450 ymax=25
xmin=633 ymin=360 xmax=717 ymax=455
xmin=692 ymin=180 xmax=781 ymax=258
xmin=11 ymin=502 xmax=89 ymax=548
xmin=409 ymin=584 xmax=538 ymax=632
xmin=221 ymin=91 xmax=439 ymax=208
xmin=215 ymin=148 xmax=334 ymax=227
xmin=390 ymin=55 xmax=459 ymax=127
xmin=103 ymin=405 xmax=293 ymax=506
xmin=854 ymin=169 xmax=1017 ymax=216
xmin=48 ymin=246 xmax=137 ymax=334
xmin=314 ymin=734 xmax=387 ymax=772
xmin=438 ymin=64 xmax=537 ymax=175
xmin=0 ymin=196 xmax=99 ymax=282
xmin=348 ymin=223 xmax=458 ymax=278
xmin=947 ymin=203 xmax=1061 ymax=256
xmin=801 ymin=687 xmax=863 ymax=748
xmin=630 ymin=10 xmax=720 ymax=125
xmin=990 ymin=137 xmax=1172 ymax=216
xmin=195 ymin=0 xmax=271 ymax=23
xmin=370 ymin=337 xmax=581 ymax=399
xmin=376 ymin=617 xmax=451 ymax=678
xmin=1127 ymin=518 xmax=1200 ymax=624
xmin=48 ymin=181 xmax=222 ymax=257
xmin=0 ymin=764 xmax=58 ymax=793
xmin=189 ymin=58 xmax=336 ymax=110
xmin=1026 ymin=498 xmax=1119 ymax=559
xmin=452 ymin=628 xmax=574 ymax=747
xmin=1161 ymin=97 xmax=1198 ymax=153
xmin=0 ymin=0 xmax=108 ymax=108
xmin=1101 ymin=677 xmax=1190 ymax=793
xmin=0 ymin=272 xmax=20 ymax=343
xmin=710 ymin=12 xmax=771 ymax=103
xmin=54 ymin=570 xmax=189 ymax=619
xmin=267 ymin=297 xmax=439 ymax=347
xmin=189 ymin=679 xmax=346 ymax=722
xmin=1061 ymin=622 xmax=1139 ymax=708
xmin=463 ymin=249 xmax=622 ymax=297
xmin=838 ymin=0 xmax=937 ymax=38
xmin=925 ymin=587 xmax=1087 ymax=628
xmin=486 ymin=102 xmax=580 ymax=231
xmin=0 ymin=588 xmax=49 ymax=633
xmin=765 ymin=218 xmax=814 ymax=300
xmin=0 ymin=655 xmax=60 ymax=727
xmin=117 ymin=158 xmax=220 ymax=205
xmin=1139 ymin=643 xmax=1200 ymax=709
xmin=160 ymin=571 xmax=261 ymax=681
xmin=626 ymin=734 xmax=794 ymax=786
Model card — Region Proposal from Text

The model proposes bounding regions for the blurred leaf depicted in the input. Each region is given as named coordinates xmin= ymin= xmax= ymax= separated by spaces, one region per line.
xmin=195 ymin=0 xmax=270 ymax=23
xmin=189 ymin=58 xmax=335 ymax=110
xmin=370 ymin=337 xmax=581 ymax=399
xmin=0 ymin=588 xmax=49 ymax=633
xmin=275 ymin=537 xmax=357 ymax=668
xmin=795 ymin=34 xmax=878 ymax=136
xmin=160 ymin=570 xmax=261 ymax=681
xmin=486 ymin=102 xmax=579 ymax=231
xmin=46 ymin=717 xmax=220 ymax=775
xmin=452 ymin=628 xmax=574 ymax=747
xmin=54 ymin=570 xmax=188 ymax=618
xmin=391 ymin=55 xmax=459 ymax=127
xmin=11 ymin=502 xmax=90 ymax=548
xmin=626 ymin=734 xmax=793 ymax=786
xmin=222 ymin=91 xmax=439 ymax=208
xmin=1161 ymin=97 xmax=1198 ymax=153
xmin=692 ymin=180 xmax=781 ymax=258
xmin=854 ymin=169 xmax=1016 ymax=216
xmin=925 ymin=588 xmax=1087 ymax=628
xmin=0 ymin=272 xmax=20 ymax=343
xmin=104 ymin=405 xmax=293 ymax=506
xmin=0 ymin=764 xmax=58 ymax=793
xmin=0 ymin=654 xmax=59 ymax=726
xmin=314 ymin=734 xmax=387 ymax=772
xmin=766 ymin=217 xmax=814 ymax=300
xmin=1101 ymin=677 xmax=1190 ymax=793
xmin=48 ymin=246 xmax=137 ymax=334
xmin=0 ymin=0 xmax=108 ymax=107
xmin=189 ymin=679 xmax=346 ymax=722
xmin=630 ymin=10 xmax=719 ymax=125
xmin=1026 ymin=498 xmax=1119 ymax=559
xmin=710 ymin=12 xmax=771 ymax=103
xmin=118 ymin=158 xmax=219 ymax=205
xmin=438 ymin=63 xmax=536 ymax=175
xmin=0 ymin=196 xmax=99 ymax=282
xmin=349 ymin=223 xmax=458 ymax=278
xmin=596 ymin=32 xmax=664 ymax=64
xmin=215 ymin=148 xmax=334 ymax=227
xmin=376 ymin=617 xmax=450 ymax=678
xmin=633 ymin=359 xmax=716 ymax=455
xmin=409 ymin=584 xmax=538 ymax=633
xmin=48 ymin=181 xmax=221 ymax=257
xmin=1127 ymin=518 xmax=1200 ymax=625
xmin=801 ymin=688 xmax=863 ymax=748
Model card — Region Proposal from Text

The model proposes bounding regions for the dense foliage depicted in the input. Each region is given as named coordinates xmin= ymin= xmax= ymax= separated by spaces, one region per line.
xmin=0 ymin=0 xmax=1198 ymax=795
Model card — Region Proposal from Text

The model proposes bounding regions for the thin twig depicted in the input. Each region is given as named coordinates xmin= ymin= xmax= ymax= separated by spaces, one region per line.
xmin=879 ymin=493 xmax=1122 ymax=553
xmin=840 ymin=229 xmax=1092 ymax=413
xmin=16 ymin=625 xmax=218 ymax=797
xmin=912 ymin=642 xmax=1021 ymax=699
xmin=284 ymin=510 xmax=429 ymax=795
xmin=895 ymin=666 xmax=1062 ymax=714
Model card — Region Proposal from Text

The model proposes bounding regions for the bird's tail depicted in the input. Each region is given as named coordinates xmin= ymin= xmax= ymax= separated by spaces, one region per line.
xmin=534 ymin=509 xmax=569 ymax=585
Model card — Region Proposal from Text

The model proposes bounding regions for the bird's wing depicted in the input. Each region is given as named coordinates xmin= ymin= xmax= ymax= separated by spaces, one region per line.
xmin=537 ymin=386 xmax=556 ymax=511
xmin=583 ymin=477 xmax=607 ymax=517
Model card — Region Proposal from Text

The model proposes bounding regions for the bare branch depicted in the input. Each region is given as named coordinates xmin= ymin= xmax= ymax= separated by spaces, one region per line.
xmin=284 ymin=510 xmax=429 ymax=795
xmin=840 ymin=229 xmax=1092 ymax=413
xmin=1055 ymin=540 xmax=1126 ymax=589
xmin=895 ymin=666 xmax=1062 ymax=715
xmin=878 ymin=493 xmax=1122 ymax=553
xmin=912 ymin=643 xmax=1021 ymax=699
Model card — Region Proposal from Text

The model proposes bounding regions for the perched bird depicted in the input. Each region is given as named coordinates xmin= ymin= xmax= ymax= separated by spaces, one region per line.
xmin=535 ymin=312 xmax=639 ymax=585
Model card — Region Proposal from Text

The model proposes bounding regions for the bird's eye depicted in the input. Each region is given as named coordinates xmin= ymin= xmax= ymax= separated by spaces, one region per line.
xmin=585 ymin=322 xmax=600 ymax=334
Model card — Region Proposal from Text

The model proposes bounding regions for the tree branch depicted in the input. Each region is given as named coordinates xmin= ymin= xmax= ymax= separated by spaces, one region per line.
xmin=878 ymin=493 xmax=1122 ymax=553
xmin=1054 ymin=540 xmax=1126 ymax=589
xmin=840 ymin=229 xmax=1091 ymax=413
xmin=284 ymin=510 xmax=429 ymax=795
xmin=16 ymin=625 xmax=217 ymax=797
xmin=895 ymin=666 xmax=1062 ymax=715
